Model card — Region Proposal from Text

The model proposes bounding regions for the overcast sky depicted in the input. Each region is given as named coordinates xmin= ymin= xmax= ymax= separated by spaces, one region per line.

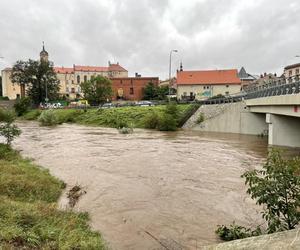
xmin=0 ymin=0 xmax=300 ymax=79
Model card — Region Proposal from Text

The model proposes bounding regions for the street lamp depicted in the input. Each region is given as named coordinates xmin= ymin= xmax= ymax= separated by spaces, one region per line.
xmin=168 ymin=49 xmax=178 ymax=101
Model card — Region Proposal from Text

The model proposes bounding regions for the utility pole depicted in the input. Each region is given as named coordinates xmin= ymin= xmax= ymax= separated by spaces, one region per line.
xmin=168 ymin=49 xmax=178 ymax=101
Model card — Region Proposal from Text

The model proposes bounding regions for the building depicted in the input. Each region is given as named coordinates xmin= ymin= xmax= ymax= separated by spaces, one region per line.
xmin=176 ymin=69 xmax=241 ymax=101
xmin=111 ymin=76 xmax=159 ymax=101
xmin=1 ymin=45 xmax=159 ymax=101
xmin=247 ymin=72 xmax=280 ymax=89
xmin=238 ymin=67 xmax=258 ymax=89
xmin=284 ymin=63 xmax=300 ymax=82
xmin=54 ymin=63 xmax=128 ymax=99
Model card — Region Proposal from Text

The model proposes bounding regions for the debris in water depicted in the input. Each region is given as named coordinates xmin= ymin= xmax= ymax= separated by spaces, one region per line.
xmin=67 ymin=185 xmax=86 ymax=208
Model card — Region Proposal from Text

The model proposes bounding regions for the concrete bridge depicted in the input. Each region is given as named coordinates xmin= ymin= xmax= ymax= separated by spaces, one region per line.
xmin=184 ymin=80 xmax=300 ymax=148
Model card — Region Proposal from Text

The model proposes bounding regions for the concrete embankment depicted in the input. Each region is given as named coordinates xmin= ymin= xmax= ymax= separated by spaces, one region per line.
xmin=184 ymin=102 xmax=268 ymax=136
xmin=202 ymin=228 xmax=300 ymax=250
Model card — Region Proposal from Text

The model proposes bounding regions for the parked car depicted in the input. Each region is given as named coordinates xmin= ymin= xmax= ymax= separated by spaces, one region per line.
xmin=100 ymin=103 xmax=115 ymax=109
xmin=136 ymin=101 xmax=154 ymax=106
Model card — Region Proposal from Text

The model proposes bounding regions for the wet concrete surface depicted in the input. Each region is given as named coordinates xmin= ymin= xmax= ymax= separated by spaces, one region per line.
xmin=12 ymin=122 xmax=299 ymax=250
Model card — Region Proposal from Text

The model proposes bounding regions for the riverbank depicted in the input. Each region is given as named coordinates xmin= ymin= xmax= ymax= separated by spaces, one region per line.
xmin=0 ymin=143 xmax=106 ymax=249
xmin=21 ymin=104 xmax=193 ymax=128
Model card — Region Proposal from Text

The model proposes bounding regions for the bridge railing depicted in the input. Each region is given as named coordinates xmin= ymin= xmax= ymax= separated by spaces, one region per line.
xmin=244 ymin=77 xmax=300 ymax=100
xmin=196 ymin=77 xmax=300 ymax=105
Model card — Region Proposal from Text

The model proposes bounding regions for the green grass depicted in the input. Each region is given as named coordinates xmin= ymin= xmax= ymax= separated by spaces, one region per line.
xmin=22 ymin=105 xmax=192 ymax=129
xmin=0 ymin=144 xmax=106 ymax=249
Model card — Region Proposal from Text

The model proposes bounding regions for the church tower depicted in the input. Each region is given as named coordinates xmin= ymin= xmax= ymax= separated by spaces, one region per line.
xmin=40 ymin=42 xmax=49 ymax=62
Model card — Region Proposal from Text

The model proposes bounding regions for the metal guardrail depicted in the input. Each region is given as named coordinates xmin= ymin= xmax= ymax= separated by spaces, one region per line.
xmin=196 ymin=78 xmax=300 ymax=105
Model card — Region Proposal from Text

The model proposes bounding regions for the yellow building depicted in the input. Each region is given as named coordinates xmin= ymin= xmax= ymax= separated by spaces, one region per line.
xmin=176 ymin=68 xmax=241 ymax=101
xmin=1 ymin=46 xmax=128 ymax=100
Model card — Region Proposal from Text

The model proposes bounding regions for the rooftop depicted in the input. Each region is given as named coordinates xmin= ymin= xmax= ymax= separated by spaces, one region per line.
xmin=177 ymin=69 xmax=241 ymax=85
xmin=284 ymin=63 xmax=300 ymax=70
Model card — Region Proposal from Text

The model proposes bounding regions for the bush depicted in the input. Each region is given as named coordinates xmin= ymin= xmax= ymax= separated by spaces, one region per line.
xmin=14 ymin=97 xmax=32 ymax=116
xmin=242 ymin=149 xmax=300 ymax=233
xmin=142 ymin=112 xmax=160 ymax=129
xmin=216 ymin=223 xmax=261 ymax=241
xmin=165 ymin=102 xmax=179 ymax=121
xmin=0 ymin=123 xmax=21 ymax=145
xmin=196 ymin=113 xmax=205 ymax=124
xmin=22 ymin=109 xmax=42 ymax=120
xmin=38 ymin=110 xmax=59 ymax=126
xmin=157 ymin=113 xmax=177 ymax=131
xmin=0 ymin=144 xmax=19 ymax=161
xmin=0 ymin=109 xmax=16 ymax=123
xmin=0 ymin=96 xmax=9 ymax=101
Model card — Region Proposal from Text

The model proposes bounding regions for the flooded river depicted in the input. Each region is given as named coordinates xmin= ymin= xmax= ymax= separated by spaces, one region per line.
xmin=13 ymin=122 xmax=277 ymax=249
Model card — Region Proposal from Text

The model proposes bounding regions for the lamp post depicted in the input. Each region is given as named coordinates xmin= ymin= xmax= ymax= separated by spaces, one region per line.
xmin=168 ymin=49 xmax=178 ymax=101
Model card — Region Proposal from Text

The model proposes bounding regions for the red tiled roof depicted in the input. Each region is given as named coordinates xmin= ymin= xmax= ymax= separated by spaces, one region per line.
xmin=74 ymin=65 xmax=108 ymax=72
xmin=54 ymin=67 xmax=74 ymax=74
xmin=177 ymin=69 xmax=241 ymax=85
xmin=108 ymin=64 xmax=128 ymax=72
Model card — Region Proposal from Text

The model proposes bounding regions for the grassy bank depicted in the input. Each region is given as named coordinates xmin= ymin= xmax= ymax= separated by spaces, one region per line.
xmin=0 ymin=144 xmax=106 ymax=249
xmin=22 ymin=104 xmax=193 ymax=128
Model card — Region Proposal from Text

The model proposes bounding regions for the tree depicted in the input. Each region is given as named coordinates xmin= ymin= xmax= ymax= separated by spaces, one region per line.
xmin=0 ymin=109 xmax=21 ymax=145
xmin=10 ymin=59 xmax=60 ymax=105
xmin=80 ymin=76 xmax=113 ymax=105
xmin=242 ymin=150 xmax=300 ymax=233
xmin=143 ymin=82 xmax=169 ymax=100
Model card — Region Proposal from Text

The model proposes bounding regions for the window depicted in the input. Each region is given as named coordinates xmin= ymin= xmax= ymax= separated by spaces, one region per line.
xmin=296 ymin=69 xmax=299 ymax=75
xmin=71 ymin=88 xmax=75 ymax=93
xmin=84 ymin=75 xmax=87 ymax=82
xmin=225 ymin=91 xmax=229 ymax=96
xmin=226 ymin=85 xmax=229 ymax=88
xmin=72 ymin=80 xmax=74 ymax=84
xmin=77 ymin=75 xmax=80 ymax=84
xmin=130 ymin=87 xmax=134 ymax=95
xmin=289 ymin=70 xmax=292 ymax=76
xmin=66 ymin=87 xmax=69 ymax=93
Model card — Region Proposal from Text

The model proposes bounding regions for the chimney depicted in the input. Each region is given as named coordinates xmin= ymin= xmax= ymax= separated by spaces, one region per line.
xmin=135 ymin=72 xmax=141 ymax=77
xmin=264 ymin=72 xmax=267 ymax=77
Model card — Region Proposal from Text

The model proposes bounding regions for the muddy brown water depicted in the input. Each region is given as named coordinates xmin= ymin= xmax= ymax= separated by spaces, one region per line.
xmin=11 ymin=122 xmax=299 ymax=249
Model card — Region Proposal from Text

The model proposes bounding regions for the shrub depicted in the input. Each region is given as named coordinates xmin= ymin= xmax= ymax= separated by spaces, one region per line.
xmin=38 ymin=110 xmax=59 ymax=126
xmin=242 ymin=149 xmax=300 ymax=233
xmin=14 ymin=97 xmax=32 ymax=116
xmin=216 ymin=150 xmax=300 ymax=241
xmin=0 ymin=109 xmax=16 ymax=123
xmin=196 ymin=113 xmax=205 ymax=124
xmin=216 ymin=223 xmax=261 ymax=241
xmin=157 ymin=113 xmax=177 ymax=131
xmin=0 ymin=96 xmax=9 ymax=101
xmin=22 ymin=109 xmax=42 ymax=120
xmin=0 ymin=123 xmax=21 ymax=145
xmin=165 ymin=102 xmax=179 ymax=121
xmin=142 ymin=112 xmax=160 ymax=129
xmin=0 ymin=144 xmax=19 ymax=161
xmin=118 ymin=127 xmax=133 ymax=134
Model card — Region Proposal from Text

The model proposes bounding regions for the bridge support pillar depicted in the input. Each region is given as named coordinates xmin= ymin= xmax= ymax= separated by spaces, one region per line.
xmin=266 ymin=113 xmax=300 ymax=147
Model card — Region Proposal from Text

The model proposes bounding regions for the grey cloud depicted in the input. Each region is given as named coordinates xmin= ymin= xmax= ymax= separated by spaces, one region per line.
xmin=0 ymin=0 xmax=300 ymax=79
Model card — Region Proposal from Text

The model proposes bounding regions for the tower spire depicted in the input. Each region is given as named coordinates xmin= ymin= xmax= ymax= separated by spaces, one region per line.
xmin=40 ymin=41 xmax=49 ymax=62
xmin=180 ymin=61 xmax=183 ymax=71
